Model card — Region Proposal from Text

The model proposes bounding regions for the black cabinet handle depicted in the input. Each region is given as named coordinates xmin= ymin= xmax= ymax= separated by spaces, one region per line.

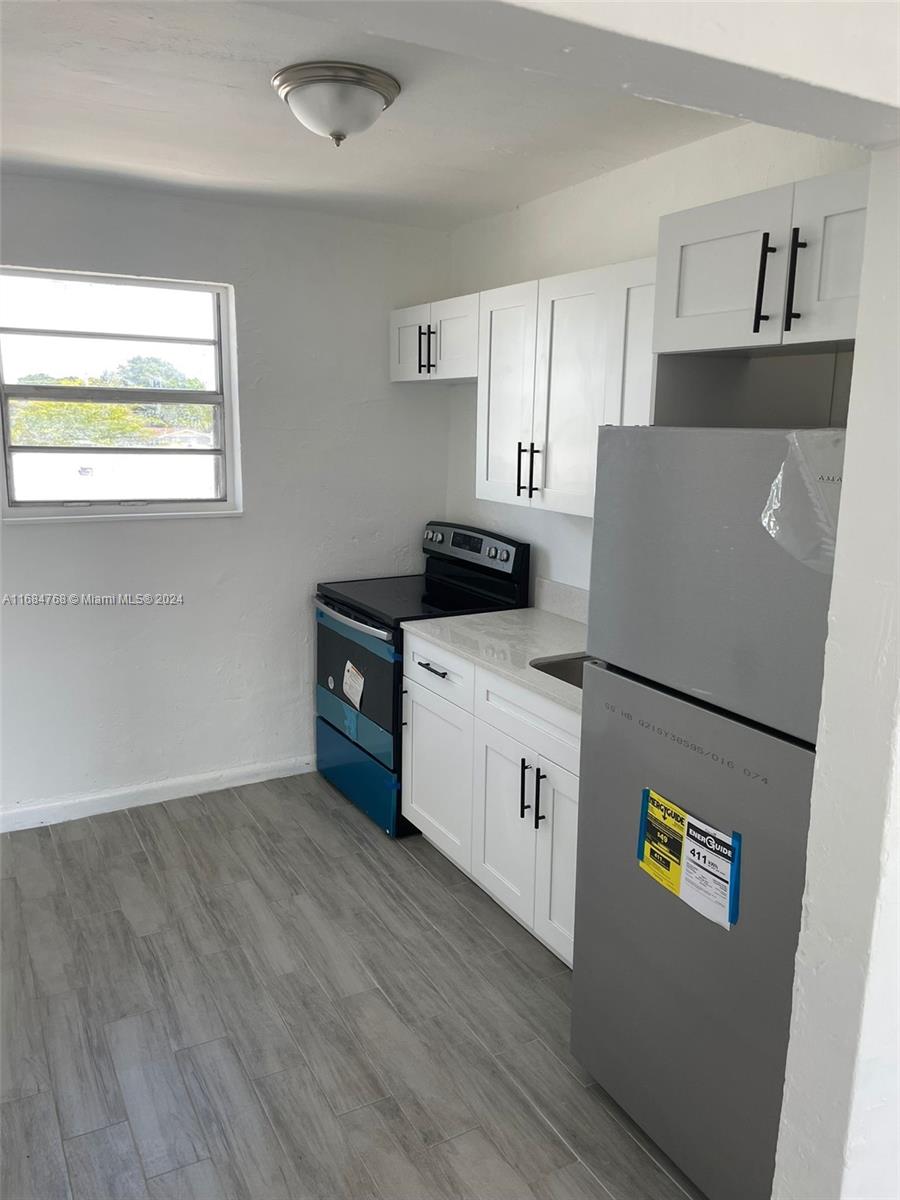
xmin=417 ymin=325 xmax=426 ymax=374
xmin=752 ymin=232 xmax=777 ymax=334
xmin=418 ymin=661 xmax=448 ymax=679
xmin=527 ymin=443 xmax=541 ymax=498
xmin=516 ymin=441 xmax=528 ymax=496
xmin=427 ymin=325 xmax=436 ymax=374
xmin=519 ymin=757 xmax=532 ymax=818
xmin=783 ymin=227 xmax=808 ymax=332
xmin=534 ymin=769 xmax=547 ymax=829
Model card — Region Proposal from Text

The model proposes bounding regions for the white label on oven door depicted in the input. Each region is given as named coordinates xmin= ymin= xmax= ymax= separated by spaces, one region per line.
xmin=342 ymin=661 xmax=365 ymax=710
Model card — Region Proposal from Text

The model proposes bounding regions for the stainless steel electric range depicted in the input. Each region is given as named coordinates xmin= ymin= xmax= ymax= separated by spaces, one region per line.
xmin=315 ymin=521 xmax=530 ymax=836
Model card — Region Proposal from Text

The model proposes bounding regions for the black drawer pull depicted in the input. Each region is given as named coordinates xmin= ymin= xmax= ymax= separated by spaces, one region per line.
xmin=417 ymin=325 xmax=426 ymax=374
xmin=418 ymin=661 xmax=448 ymax=679
xmin=519 ymin=757 xmax=532 ymax=818
xmin=534 ymin=769 xmax=547 ymax=830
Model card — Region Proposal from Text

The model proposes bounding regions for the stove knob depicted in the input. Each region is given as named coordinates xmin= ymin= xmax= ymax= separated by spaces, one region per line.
xmin=424 ymin=530 xmax=433 ymax=541
xmin=499 ymin=549 xmax=510 ymax=562
xmin=434 ymin=532 xmax=444 ymax=544
xmin=487 ymin=546 xmax=498 ymax=559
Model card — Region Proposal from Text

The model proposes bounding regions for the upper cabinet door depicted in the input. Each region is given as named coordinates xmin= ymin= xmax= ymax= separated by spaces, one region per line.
xmin=601 ymin=257 xmax=657 ymax=427
xmin=654 ymin=184 xmax=794 ymax=352
xmin=530 ymin=269 xmax=608 ymax=518
xmin=432 ymin=293 xmax=479 ymax=379
xmin=389 ymin=303 xmax=431 ymax=382
xmin=476 ymin=281 xmax=538 ymax=505
xmin=782 ymin=168 xmax=869 ymax=346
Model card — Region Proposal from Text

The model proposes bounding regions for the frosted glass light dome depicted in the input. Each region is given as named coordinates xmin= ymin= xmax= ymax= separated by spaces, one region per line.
xmin=272 ymin=62 xmax=401 ymax=147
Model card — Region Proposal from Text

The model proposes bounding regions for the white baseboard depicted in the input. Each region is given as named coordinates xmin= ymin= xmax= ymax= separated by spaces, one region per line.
xmin=0 ymin=755 xmax=316 ymax=832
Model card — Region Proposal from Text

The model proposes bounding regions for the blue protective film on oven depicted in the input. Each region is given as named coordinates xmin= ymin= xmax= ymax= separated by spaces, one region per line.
xmin=315 ymin=717 xmax=400 ymax=837
xmin=316 ymin=686 xmax=394 ymax=769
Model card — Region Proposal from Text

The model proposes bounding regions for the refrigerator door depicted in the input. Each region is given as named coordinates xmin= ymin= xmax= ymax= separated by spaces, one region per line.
xmin=572 ymin=662 xmax=815 ymax=1200
xmin=588 ymin=427 xmax=843 ymax=743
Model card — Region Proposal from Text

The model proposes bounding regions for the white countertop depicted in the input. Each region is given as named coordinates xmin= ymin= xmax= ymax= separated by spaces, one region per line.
xmin=402 ymin=607 xmax=587 ymax=711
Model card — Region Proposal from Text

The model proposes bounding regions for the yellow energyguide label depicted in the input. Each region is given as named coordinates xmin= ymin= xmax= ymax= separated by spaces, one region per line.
xmin=638 ymin=788 xmax=686 ymax=895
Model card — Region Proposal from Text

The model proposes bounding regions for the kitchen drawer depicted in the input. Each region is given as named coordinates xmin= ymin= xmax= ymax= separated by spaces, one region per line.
xmin=404 ymin=633 xmax=475 ymax=708
xmin=474 ymin=666 xmax=580 ymax=775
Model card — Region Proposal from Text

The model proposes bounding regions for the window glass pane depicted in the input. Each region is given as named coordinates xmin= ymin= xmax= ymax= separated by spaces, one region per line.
xmin=0 ymin=274 xmax=216 ymax=339
xmin=1 ymin=334 xmax=217 ymax=390
xmin=10 ymin=451 xmax=221 ymax=502
xmin=8 ymin=399 xmax=220 ymax=449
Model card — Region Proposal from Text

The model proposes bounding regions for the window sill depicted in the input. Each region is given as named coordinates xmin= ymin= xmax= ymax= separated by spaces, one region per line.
xmin=2 ymin=505 xmax=243 ymax=524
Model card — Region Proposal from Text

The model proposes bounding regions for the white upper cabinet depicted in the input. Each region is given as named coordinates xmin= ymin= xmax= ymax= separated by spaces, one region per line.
xmin=477 ymin=261 xmax=655 ymax=515
xmin=476 ymin=281 xmax=538 ymax=506
xmin=389 ymin=294 xmax=478 ymax=382
xmin=783 ymin=168 xmax=869 ymax=345
xmin=654 ymin=184 xmax=794 ymax=352
xmin=602 ymin=257 xmax=657 ymax=427
xmin=432 ymin=293 xmax=479 ymax=379
xmin=531 ymin=269 xmax=608 ymax=518
xmin=389 ymin=303 xmax=431 ymax=382
xmin=654 ymin=168 xmax=868 ymax=353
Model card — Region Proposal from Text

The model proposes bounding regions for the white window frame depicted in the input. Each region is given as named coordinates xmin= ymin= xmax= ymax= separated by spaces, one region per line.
xmin=0 ymin=266 xmax=242 ymax=522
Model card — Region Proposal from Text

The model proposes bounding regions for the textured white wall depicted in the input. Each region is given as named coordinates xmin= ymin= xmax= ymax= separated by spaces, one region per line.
xmin=447 ymin=124 xmax=869 ymax=296
xmin=444 ymin=123 xmax=869 ymax=589
xmin=773 ymin=144 xmax=900 ymax=1200
xmin=0 ymin=172 xmax=451 ymax=825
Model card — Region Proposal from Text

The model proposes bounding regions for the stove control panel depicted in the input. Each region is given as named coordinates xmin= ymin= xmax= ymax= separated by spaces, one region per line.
xmin=423 ymin=522 xmax=527 ymax=577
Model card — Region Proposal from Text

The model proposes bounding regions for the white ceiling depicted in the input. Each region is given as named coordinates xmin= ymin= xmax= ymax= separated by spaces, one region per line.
xmin=0 ymin=0 xmax=738 ymax=228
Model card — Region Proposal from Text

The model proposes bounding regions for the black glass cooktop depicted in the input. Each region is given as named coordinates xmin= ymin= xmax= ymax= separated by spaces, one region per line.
xmin=317 ymin=574 xmax=505 ymax=630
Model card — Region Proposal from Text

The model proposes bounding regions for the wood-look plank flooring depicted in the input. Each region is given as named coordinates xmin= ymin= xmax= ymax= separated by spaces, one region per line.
xmin=0 ymin=774 xmax=704 ymax=1200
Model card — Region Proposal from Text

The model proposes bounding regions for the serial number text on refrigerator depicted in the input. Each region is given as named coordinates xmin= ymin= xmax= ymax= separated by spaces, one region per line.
xmin=603 ymin=700 xmax=770 ymax=784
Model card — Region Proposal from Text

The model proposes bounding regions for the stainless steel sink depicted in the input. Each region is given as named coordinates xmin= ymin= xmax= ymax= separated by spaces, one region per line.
xmin=529 ymin=652 xmax=592 ymax=689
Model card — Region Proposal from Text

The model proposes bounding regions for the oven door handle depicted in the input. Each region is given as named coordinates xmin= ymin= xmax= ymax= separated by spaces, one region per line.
xmin=315 ymin=600 xmax=394 ymax=643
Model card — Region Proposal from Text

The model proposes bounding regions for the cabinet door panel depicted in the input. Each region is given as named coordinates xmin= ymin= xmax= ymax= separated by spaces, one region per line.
xmin=601 ymin=257 xmax=656 ymax=428
xmin=471 ymin=721 xmax=536 ymax=925
xmin=533 ymin=758 xmax=578 ymax=966
xmin=654 ymin=185 xmax=793 ymax=352
xmin=433 ymin=293 xmax=478 ymax=379
xmin=531 ymin=270 xmax=606 ymax=517
xmin=389 ymin=304 xmax=430 ymax=382
xmin=476 ymin=282 xmax=537 ymax=505
xmin=401 ymin=678 xmax=473 ymax=871
xmin=784 ymin=168 xmax=868 ymax=344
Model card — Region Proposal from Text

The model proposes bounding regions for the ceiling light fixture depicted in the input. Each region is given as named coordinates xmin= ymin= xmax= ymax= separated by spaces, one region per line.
xmin=271 ymin=61 xmax=401 ymax=148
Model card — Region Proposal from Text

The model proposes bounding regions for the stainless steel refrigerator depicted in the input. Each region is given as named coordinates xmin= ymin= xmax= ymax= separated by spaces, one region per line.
xmin=572 ymin=427 xmax=844 ymax=1200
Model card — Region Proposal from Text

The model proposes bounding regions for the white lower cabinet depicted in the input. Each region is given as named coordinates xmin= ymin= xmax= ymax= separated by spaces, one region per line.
xmin=471 ymin=722 xmax=537 ymax=926
xmin=401 ymin=676 xmax=473 ymax=872
xmin=402 ymin=650 xmax=579 ymax=965
xmin=533 ymin=756 xmax=579 ymax=963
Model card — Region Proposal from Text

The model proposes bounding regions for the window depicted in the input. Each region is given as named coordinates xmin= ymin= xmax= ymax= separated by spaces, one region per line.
xmin=0 ymin=268 xmax=240 ymax=518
